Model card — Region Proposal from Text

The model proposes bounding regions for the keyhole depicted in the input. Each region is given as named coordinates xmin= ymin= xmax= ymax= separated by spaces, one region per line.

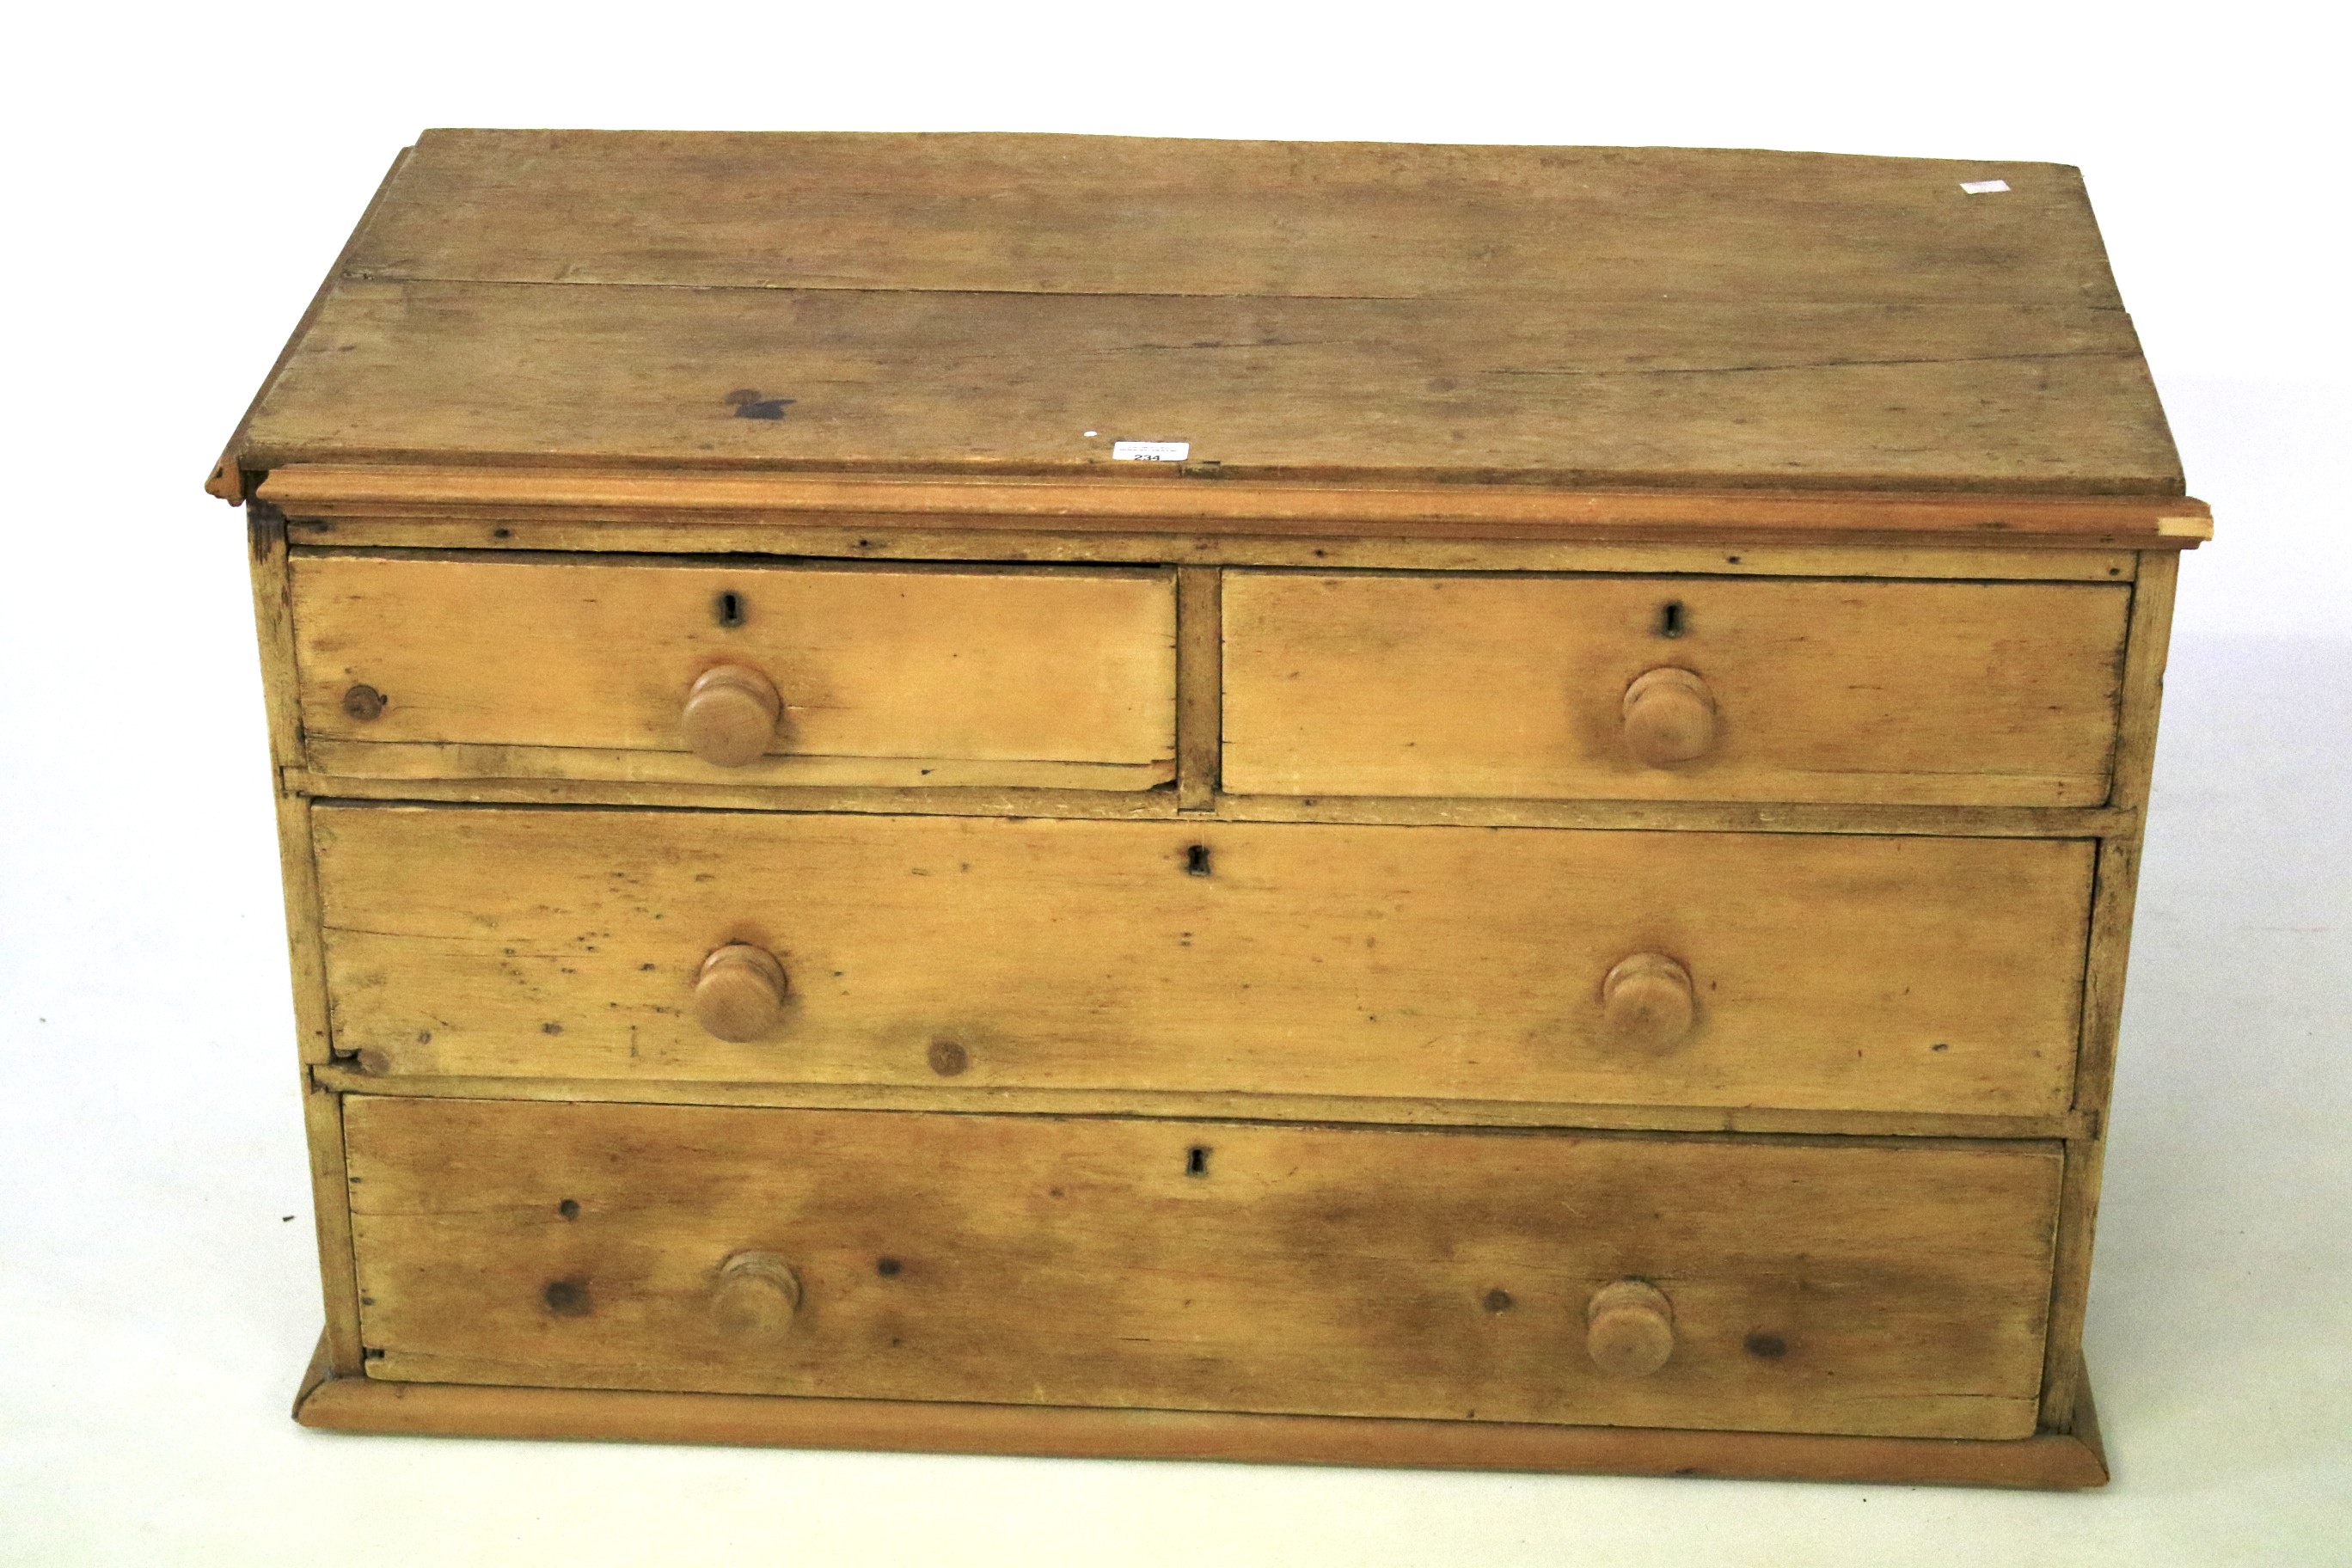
xmin=1185 ymin=1145 xmax=1210 ymax=1177
xmin=715 ymin=591 xmax=746 ymax=628
xmin=1185 ymin=844 xmax=1212 ymax=877
xmin=1659 ymin=601 xmax=1687 ymax=638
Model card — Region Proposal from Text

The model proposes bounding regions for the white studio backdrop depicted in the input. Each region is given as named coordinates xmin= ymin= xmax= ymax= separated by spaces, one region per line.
xmin=2 ymin=3 xmax=2345 ymax=1564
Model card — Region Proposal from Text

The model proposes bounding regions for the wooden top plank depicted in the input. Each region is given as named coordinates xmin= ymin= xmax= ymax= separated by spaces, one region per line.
xmin=347 ymin=130 xmax=2126 ymax=307
xmin=217 ymin=130 xmax=2190 ymax=504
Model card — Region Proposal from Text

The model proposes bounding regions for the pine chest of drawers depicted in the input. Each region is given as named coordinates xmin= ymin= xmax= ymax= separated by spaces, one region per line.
xmin=212 ymin=130 xmax=2208 ymax=1487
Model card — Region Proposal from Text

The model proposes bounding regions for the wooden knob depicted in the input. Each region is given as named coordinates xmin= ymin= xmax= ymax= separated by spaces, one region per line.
xmin=710 ymin=1251 xmax=801 ymax=1340
xmin=1621 ymin=666 xmax=1717 ymax=766
xmin=1586 ymin=1279 xmax=1675 ymax=1377
xmin=682 ymin=664 xmax=782 ymax=767
xmin=1601 ymin=952 xmax=1696 ymax=1053
xmin=695 ymin=943 xmax=788 ymax=1042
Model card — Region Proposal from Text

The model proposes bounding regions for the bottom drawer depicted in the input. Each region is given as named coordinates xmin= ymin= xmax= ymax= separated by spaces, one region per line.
xmin=345 ymin=1097 xmax=2062 ymax=1440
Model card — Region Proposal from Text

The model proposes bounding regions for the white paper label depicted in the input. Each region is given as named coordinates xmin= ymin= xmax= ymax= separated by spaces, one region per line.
xmin=1958 ymin=179 xmax=2011 ymax=194
xmin=1112 ymin=440 xmax=1191 ymax=462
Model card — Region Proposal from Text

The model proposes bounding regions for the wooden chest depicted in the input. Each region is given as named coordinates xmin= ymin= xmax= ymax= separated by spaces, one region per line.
xmin=212 ymin=130 xmax=2207 ymax=1487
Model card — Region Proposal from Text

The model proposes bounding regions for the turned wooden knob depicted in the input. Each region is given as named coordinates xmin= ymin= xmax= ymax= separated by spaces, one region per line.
xmin=695 ymin=943 xmax=788 ymax=1042
xmin=682 ymin=664 xmax=782 ymax=767
xmin=1621 ymin=666 xmax=1717 ymax=766
xmin=1601 ymin=952 xmax=1696 ymax=1053
xmin=1586 ymin=1279 xmax=1675 ymax=1377
xmin=711 ymin=1251 xmax=802 ymax=1340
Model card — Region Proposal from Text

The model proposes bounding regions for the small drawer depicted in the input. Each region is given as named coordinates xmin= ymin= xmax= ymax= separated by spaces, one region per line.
xmin=346 ymin=1097 xmax=2061 ymax=1440
xmin=1222 ymin=572 xmax=2130 ymax=806
xmin=315 ymin=805 xmax=2092 ymax=1118
xmin=290 ymin=552 xmax=1176 ymax=789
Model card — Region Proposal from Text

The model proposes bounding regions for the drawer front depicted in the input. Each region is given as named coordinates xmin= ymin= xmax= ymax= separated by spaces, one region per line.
xmin=1223 ymin=573 xmax=2129 ymax=805
xmin=315 ymin=805 xmax=2092 ymax=1117
xmin=346 ymin=1097 xmax=2061 ymax=1440
xmin=290 ymin=554 xmax=1177 ymax=788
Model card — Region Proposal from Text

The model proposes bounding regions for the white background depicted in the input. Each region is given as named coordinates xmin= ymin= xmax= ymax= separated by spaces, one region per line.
xmin=3 ymin=3 xmax=2347 ymax=1562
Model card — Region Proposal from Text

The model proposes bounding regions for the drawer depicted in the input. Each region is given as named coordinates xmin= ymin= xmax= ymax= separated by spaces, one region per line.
xmin=1222 ymin=573 xmax=2130 ymax=805
xmin=290 ymin=553 xmax=1177 ymax=789
xmin=315 ymin=805 xmax=2092 ymax=1117
xmin=345 ymin=1097 xmax=2062 ymax=1440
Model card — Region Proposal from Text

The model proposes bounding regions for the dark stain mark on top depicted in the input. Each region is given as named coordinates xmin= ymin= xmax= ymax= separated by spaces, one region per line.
xmin=725 ymin=388 xmax=794 ymax=420
xmin=1483 ymin=1289 xmax=1515 ymax=1314
xmin=1744 ymin=1331 xmax=1788 ymax=1359
xmin=543 ymin=1278 xmax=592 ymax=1316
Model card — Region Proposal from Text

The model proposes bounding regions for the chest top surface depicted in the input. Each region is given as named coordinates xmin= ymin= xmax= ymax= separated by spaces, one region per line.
xmin=217 ymin=130 xmax=2190 ymax=513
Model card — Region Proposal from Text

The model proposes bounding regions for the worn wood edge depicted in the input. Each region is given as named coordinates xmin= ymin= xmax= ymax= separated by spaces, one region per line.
xmin=249 ymin=521 xmax=366 ymax=1373
xmin=1228 ymin=763 xmax=2112 ymax=807
xmin=291 ymin=543 xmax=1181 ymax=579
xmin=1217 ymin=793 xmax=2134 ymax=838
xmin=285 ymin=775 xmax=2135 ymax=840
xmin=2038 ymin=550 xmax=2177 ymax=1424
xmin=279 ymin=518 xmax=2140 ymax=582
xmin=290 ymin=1366 xmax=2108 ymax=1488
xmin=2107 ymin=551 xmax=2181 ymax=819
xmin=291 ymin=775 xmax=1185 ymax=818
xmin=254 ymin=466 xmax=2210 ymax=547
xmin=242 ymin=449 xmax=2197 ymax=507
xmin=205 ymin=150 xmax=417 ymax=503
xmin=250 ymin=522 xmax=334 ymax=1057
xmin=301 ymin=741 xmax=1173 ymax=793
xmin=299 ymin=1075 xmax=365 ymax=1375
xmin=2037 ymin=1139 xmax=2110 ymax=1430
xmin=2073 ymin=836 xmax=2145 ymax=1124
xmin=304 ymin=1069 xmax=2092 ymax=1140
xmin=292 ymin=1329 xmax=335 ymax=1417
xmin=302 ymin=750 xmax=2103 ymax=811
xmin=2066 ymin=1357 xmax=2110 ymax=1482
xmin=1175 ymin=567 xmax=1222 ymax=811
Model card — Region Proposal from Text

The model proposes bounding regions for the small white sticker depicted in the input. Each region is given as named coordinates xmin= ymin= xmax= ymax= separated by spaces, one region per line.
xmin=1112 ymin=440 xmax=1191 ymax=462
xmin=1959 ymin=179 xmax=2011 ymax=194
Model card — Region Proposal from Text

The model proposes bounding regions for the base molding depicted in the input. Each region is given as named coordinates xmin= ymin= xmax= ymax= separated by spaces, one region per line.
xmin=291 ymin=1334 xmax=2109 ymax=1489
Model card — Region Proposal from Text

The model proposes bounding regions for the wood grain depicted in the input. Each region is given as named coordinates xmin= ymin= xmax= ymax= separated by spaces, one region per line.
xmin=343 ymin=1098 xmax=2064 ymax=1440
xmin=344 ymin=132 xmax=2128 ymax=308
xmin=1225 ymin=573 xmax=2130 ymax=806
xmin=289 ymin=553 xmax=1175 ymax=788
xmin=210 ymin=133 xmax=2188 ymax=493
xmin=236 ymin=279 xmax=2177 ymax=493
xmin=312 ymin=805 xmax=2093 ymax=1117
xmin=1175 ymin=567 xmax=1222 ymax=811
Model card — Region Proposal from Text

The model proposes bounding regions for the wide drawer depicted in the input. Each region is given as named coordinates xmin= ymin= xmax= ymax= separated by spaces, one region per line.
xmin=289 ymin=553 xmax=1177 ymax=789
xmin=315 ymin=805 xmax=2092 ymax=1117
xmin=345 ymin=1097 xmax=2061 ymax=1440
xmin=1222 ymin=573 xmax=2131 ymax=805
